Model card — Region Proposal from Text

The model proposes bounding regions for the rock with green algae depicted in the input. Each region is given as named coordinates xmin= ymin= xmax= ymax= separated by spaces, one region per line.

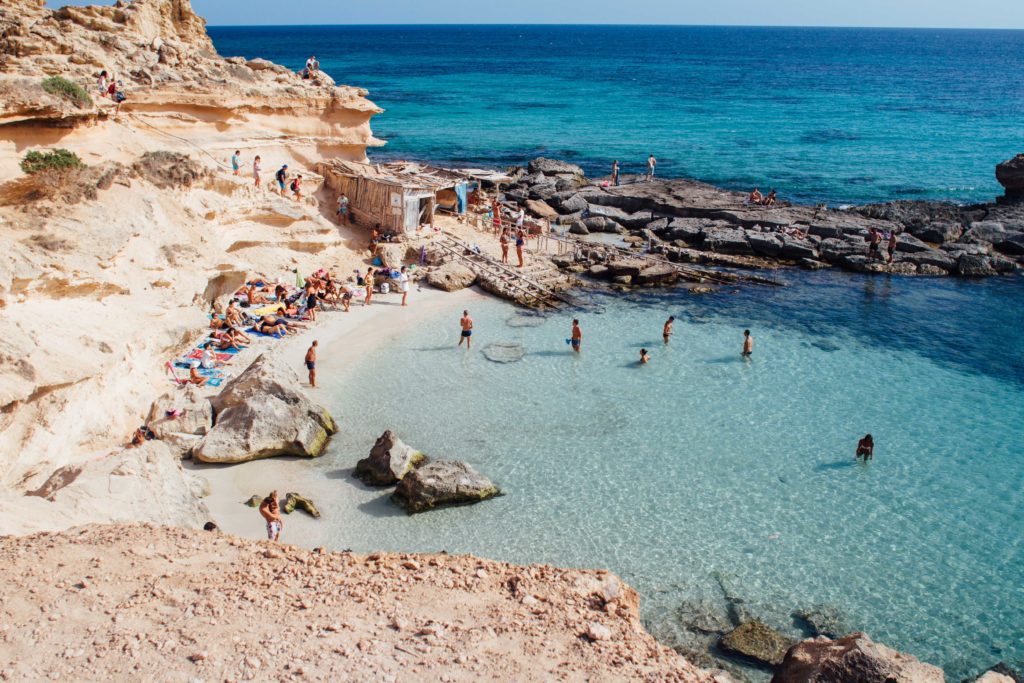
xmin=282 ymin=492 xmax=320 ymax=518
xmin=244 ymin=495 xmax=261 ymax=508
xmin=719 ymin=619 xmax=795 ymax=667
xmin=354 ymin=430 xmax=426 ymax=486
xmin=392 ymin=460 xmax=499 ymax=514
xmin=191 ymin=354 xmax=338 ymax=464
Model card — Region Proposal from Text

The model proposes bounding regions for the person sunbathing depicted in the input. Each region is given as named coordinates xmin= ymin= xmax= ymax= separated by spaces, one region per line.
xmin=274 ymin=284 xmax=288 ymax=302
xmin=246 ymin=285 xmax=269 ymax=305
xmin=748 ymin=188 xmax=763 ymax=205
xmin=225 ymin=301 xmax=246 ymax=328
xmin=274 ymin=306 xmax=308 ymax=329
xmin=256 ymin=315 xmax=288 ymax=337
xmin=764 ymin=190 xmax=777 ymax=206
xmin=189 ymin=367 xmax=209 ymax=386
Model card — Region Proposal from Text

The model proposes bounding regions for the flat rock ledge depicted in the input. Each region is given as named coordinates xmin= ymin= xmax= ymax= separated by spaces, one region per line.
xmin=771 ymin=632 xmax=944 ymax=683
xmin=392 ymin=460 xmax=500 ymax=513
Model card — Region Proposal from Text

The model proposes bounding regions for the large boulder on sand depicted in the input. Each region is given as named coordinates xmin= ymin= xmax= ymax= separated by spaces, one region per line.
xmin=192 ymin=355 xmax=337 ymax=464
xmin=377 ymin=243 xmax=406 ymax=270
xmin=771 ymin=632 xmax=944 ymax=683
xmin=426 ymin=262 xmax=477 ymax=292
xmin=354 ymin=430 xmax=426 ymax=486
xmin=146 ymin=385 xmax=212 ymax=440
xmin=719 ymin=620 xmax=795 ymax=667
xmin=392 ymin=460 xmax=500 ymax=513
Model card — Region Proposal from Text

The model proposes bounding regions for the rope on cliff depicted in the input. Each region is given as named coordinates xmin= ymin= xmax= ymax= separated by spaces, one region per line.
xmin=123 ymin=114 xmax=233 ymax=171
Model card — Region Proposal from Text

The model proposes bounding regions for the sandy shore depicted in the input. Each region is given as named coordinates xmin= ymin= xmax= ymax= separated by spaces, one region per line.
xmin=189 ymin=283 xmax=488 ymax=546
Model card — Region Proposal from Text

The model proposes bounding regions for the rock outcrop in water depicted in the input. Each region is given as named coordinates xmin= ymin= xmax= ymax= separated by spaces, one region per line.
xmin=392 ymin=460 xmax=500 ymax=513
xmin=508 ymin=156 xmax=1024 ymax=279
xmin=771 ymin=632 xmax=944 ymax=683
xmin=996 ymin=154 xmax=1024 ymax=204
xmin=354 ymin=430 xmax=426 ymax=486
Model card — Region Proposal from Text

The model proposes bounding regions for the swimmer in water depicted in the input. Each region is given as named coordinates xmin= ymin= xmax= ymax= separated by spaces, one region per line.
xmin=640 ymin=348 xmax=650 ymax=364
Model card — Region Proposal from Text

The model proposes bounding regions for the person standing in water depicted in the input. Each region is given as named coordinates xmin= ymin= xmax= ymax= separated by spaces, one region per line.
xmin=304 ymin=340 xmax=317 ymax=388
xmin=663 ymin=316 xmax=675 ymax=344
xmin=856 ymin=434 xmax=874 ymax=461
xmin=742 ymin=329 xmax=753 ymax=358
xmin=640 ymin=348 xmax=650 ymax=364
xmin=259 ymin=491 xmax=283 ymax=542
xmin=570 ymin=319 xmax=582 ymax=353
xmin=458 ymin=310 xmax=474 ymax=349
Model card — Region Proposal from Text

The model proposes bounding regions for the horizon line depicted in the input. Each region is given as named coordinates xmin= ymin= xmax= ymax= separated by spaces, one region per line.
xmin=204 ymin=22 xmax=1024 ymax=32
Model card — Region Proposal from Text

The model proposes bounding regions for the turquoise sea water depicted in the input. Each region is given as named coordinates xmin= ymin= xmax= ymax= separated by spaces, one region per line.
xmin=307 ymin=272 xmax=1024 ymax=679
xmin=203 ymin=25 xmax=1024 ymax=676
xmin=209 ymin=25 xmax=1024 ymax=205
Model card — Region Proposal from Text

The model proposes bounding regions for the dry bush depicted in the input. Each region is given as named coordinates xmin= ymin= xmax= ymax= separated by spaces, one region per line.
xmin=0 ymin=162 xmax=126 ymax=208
xmin=131 ymin=151 xmax=209 ymax=189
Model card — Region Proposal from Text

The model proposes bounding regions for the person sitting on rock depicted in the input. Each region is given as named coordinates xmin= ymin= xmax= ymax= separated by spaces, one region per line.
xmin=748 ymin=187 xmax=763 ymax=205
xmin=764 ymin=189 xmax=777 ymax=206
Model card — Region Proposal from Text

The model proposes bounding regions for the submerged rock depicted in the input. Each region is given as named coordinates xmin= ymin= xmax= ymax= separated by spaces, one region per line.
xmin=718 ymin=620 xmax=794 ymax=667
xmin=392 ymin=460 xmax=500 ymax=513
xmin=192 ymin=355 xmax=338 ymax=464
xmin=482 ymin=342 xmax=526 ymax=363
xmin=792 ymin=605 xmax=850 ymax=639
xmin=354 ymin=430 xmax=426 ymax=486
xmin=771 ymin=632 xmax=944 ymax=683
xmin=282 ymin=492 xmax=320 ymax=518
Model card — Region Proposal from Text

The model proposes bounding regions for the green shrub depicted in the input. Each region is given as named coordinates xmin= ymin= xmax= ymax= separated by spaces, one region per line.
xmin=41 ymin=76 xmax=93 ymax=109
xmin=20 ymin=149 xmax=85 ymax=175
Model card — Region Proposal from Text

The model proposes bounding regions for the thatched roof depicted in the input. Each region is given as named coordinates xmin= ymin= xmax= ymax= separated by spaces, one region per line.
xmin=319 ymin=159 xmax=465 ymax=191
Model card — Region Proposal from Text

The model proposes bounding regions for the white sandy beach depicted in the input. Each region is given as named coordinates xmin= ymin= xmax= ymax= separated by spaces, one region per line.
xmin=189 ymin=284 xmax=488 ymax=545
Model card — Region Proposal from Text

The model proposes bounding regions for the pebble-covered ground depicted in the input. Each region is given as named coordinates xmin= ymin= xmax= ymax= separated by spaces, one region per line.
xmin=0 ymin=524 xmax=729 ymax=682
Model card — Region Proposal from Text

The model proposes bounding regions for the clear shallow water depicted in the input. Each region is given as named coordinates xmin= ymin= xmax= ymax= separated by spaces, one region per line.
xmin=208 ymin=25 xmax=1024 ymax=204
xmin=308 ymin=271 xmax=1024 ymax=679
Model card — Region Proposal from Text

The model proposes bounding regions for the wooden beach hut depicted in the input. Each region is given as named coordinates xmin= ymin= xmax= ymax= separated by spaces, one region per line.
xmin=316 ymin=159 xmax=470 ymax=233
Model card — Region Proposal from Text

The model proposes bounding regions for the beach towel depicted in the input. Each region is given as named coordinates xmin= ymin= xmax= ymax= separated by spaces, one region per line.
xmin=247 ymin=327 xmax=285 ymax=339
xmin=185 ymin=349 xmax=234 ymax=363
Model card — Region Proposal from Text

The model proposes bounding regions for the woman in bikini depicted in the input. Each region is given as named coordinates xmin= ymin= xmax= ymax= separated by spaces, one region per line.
xmin=499 ymin=228 xmax=510 ymax=264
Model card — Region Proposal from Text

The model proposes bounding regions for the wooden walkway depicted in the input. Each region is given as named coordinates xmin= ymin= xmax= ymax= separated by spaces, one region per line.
xmin=434 ymin=232 xmax=572 ymax=309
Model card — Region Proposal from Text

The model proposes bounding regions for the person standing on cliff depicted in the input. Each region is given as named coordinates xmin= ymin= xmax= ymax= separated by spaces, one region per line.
xmin=646 ymin=154 xmax=657 ymax=182
xmin=259 ymin=491 xmax=283 ymax=542
xmin=459 ymin=310 xmax=474 ymax=350
xmin=868 ymin=227 xmax=881 ymax=260
xmin=887 ymin=231 xmax=898 ymax=264
xmin=305 ymin=341 xmax=317 ymax=388
xmin=612 ymin=160 xmax=620 ymax=186
xmin=231 ymin=150 xmax=241 ymax=176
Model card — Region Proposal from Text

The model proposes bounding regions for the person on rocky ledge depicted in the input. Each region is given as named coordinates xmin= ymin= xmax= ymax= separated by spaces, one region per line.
xmin=646 ymin=154 xmax=657 ymax=182
xmin=748 ymin=187 xmax=763 ymax=204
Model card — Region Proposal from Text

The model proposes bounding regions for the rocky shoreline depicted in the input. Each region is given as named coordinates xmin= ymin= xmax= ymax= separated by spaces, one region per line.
xmin=502 ymin=156 xmax=1024 ymax=282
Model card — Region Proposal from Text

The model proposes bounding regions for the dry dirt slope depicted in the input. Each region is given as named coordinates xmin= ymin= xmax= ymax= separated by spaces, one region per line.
xmin=0 ymin=524 xmax=729 ymax=682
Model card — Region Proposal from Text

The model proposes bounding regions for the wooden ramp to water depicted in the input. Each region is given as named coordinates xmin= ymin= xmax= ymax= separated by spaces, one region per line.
xmin=435 ymin=233 xmax=573 ymax=309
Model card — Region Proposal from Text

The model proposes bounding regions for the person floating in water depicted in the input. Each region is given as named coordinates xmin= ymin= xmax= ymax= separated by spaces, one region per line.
xmin=640 ymin=348 xmax=650 ymax=364
xmin=458 ymin=309 xmax=473 ymax=350
xmin=570 ymin=319 xmax=582 ymax=353
xmin=742 ymin=329 xmax=753 ymax=358
xmin=663 ymin=316 xmax=674 ymax=344
xmin=856 ymin=434 xmax=874 ymax=461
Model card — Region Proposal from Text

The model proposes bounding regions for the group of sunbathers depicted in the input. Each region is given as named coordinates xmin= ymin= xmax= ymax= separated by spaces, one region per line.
xmin=747 ymin=187 xmax=777 ymax=206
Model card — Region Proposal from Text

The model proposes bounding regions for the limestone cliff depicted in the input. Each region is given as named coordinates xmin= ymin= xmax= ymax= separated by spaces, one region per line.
xmin=0 ymin=0 xmax=382 ymax=529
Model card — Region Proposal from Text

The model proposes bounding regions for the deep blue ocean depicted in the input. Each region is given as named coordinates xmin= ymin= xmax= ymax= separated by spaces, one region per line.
xmin=205 ymin=25 xmax=1024 ymax=678
xmin=208 ymin=25 xmax=1024 ymax=205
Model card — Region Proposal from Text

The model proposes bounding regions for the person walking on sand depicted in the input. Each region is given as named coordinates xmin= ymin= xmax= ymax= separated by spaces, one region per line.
xmin=399 ymin=266 xmax=410 ymax=306
xmin=364 ymin=267 xmax=375 ymax=306
xmin=887 ymin=231 xmax=898 ymax=264
xmin=458 ymin=310 xmax=474 ymax=349
xmin=570 ymin=319 xmax=582 ymax=353
xmin=305 ymin=341 xmax=317 ymax=388
xmin=742 ymin=329 xmax=753 ymax=358
xmin=499 ymin=228 xmax=510 ymax=265
xmin=259 ymin=491 xmax=283 ymax=542
xmin=663 ymin=316 xmax=675 ymax=344
xmin=640 ymin=348 xmax=650 ymax=364
xmin=646 ymin=154 xmax=657 ymax=182
xmin=856 ymin=434 xmax=874 ymax=461
xmin=231 ymin=150 xmax=241 ymax=176
xmin=515 ymin=229 xmax=526 ymax=268
xmin=253 ymin=155 xmax=262 ymax=188
xmin=612 ymin=160 xmax=620 ymax=186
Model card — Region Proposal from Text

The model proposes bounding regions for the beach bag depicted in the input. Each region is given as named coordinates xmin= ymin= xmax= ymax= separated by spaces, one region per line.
xmin=290 ymin=181 xmax=298 ymax=192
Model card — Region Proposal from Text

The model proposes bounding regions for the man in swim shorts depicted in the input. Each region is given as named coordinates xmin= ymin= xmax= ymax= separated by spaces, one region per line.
xmin=742 ymin=329 xmax=753 ymax=358
xmin=276 ymin=164 xmax=288 ymax=194
xmin=305 ymin=340 xmax=317 ymax=388
xmin=663 ymin=316 xmax=674 ymax=344
xmin=259 ymin=491 xmax=283 ymax=542
xmin=571 ymin=319 xmax=582 ymax=353
xmin=856 ymin=434 xmax=874 ymax=461
xmin=458 ymin=310 xmax=473 ymax=350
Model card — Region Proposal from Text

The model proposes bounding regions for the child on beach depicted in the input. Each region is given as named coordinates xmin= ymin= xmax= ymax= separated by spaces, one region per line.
xmin=231 ymin=150 xmax=241 ymax=176
xmin=253 ymin=155 xmax=261 ymax=187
